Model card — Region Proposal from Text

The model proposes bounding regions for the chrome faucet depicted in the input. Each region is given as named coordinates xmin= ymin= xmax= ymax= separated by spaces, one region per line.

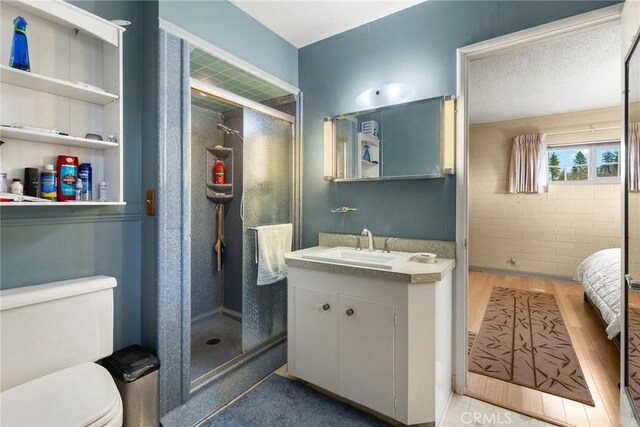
xmin=361 ymin=228 xmax=374 ymax=252
xmin=382 ymin=238 xmax=396 ymax=253
xmin=349 ymin=235 xmax=363 ymax=251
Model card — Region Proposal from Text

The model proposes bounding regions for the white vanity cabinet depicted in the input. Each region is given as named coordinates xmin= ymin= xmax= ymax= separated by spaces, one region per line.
xmin=338 ymin=294 xmax=395 ymax=417
xmin=287 ymin=264 xmax=453 ymax=425
xmin=292 ymin=287 xmax=395 ymax=416
xmin=0 ymin=0 xmax=125 ymax=205
xmin=292 ymin=287 xmax=340 ymax=393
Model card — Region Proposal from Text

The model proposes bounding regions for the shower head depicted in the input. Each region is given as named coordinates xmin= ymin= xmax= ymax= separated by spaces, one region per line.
xmin=217 ymin=124 xmax=243 ymax=142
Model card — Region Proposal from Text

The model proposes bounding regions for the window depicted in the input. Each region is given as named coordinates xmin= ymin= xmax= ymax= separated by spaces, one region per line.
xmin=547 ymin=142 xmax=619 ymax=184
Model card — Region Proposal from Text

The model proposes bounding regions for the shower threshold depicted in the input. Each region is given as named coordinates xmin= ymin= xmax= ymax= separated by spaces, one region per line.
xmin=190 ymin=332 xmax=287 ymax=392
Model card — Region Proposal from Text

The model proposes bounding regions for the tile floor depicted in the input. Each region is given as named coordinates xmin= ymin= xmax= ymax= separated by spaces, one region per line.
xmin=443 ymin=394 xmax=555 ymax=427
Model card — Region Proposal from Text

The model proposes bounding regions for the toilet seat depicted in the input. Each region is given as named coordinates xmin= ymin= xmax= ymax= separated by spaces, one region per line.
xmin=1 ymin=362 xmax=123 ymax=426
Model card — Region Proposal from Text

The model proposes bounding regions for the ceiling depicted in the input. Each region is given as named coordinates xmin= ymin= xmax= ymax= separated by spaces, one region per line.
xmin=229 ymin=0 xmax=426 ymax=48
xmin=469 ymin=25 xmax=621 ymax=124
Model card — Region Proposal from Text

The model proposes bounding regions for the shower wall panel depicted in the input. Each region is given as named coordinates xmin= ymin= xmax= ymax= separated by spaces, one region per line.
xmin=191 ymin=105 xmax=223 ymax=320
xmin=221 ymin=108 xmax=244 ymax=314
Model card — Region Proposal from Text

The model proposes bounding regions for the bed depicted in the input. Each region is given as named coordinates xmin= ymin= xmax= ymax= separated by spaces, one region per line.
xmin=574 ymin=248 xmax=621 ymax=344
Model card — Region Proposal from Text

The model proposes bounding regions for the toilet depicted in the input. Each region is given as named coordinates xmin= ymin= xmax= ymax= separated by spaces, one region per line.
xmin=0 ymin=276 xmax=123 ymax=426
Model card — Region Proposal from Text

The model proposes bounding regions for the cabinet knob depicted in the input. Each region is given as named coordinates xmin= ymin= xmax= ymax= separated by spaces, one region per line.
xmin=346 ymin=308 xmax=354 ymax=316
xmin=322 ymin=303 xmax=330 ymax=311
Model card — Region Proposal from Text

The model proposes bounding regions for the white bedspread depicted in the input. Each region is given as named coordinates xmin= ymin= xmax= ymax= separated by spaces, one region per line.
xmin=574 ymin=248 xmax=621 ymax=339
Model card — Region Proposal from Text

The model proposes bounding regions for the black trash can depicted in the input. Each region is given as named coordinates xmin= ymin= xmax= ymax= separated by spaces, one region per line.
xmin=102 ymin=345 xmax=160 ymax=427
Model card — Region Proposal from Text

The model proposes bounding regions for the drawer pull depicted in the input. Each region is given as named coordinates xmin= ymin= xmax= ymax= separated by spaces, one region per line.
xmin=346 ymin=308 xmax=354 ymax=316
xmin=322 ymin=303 xmax=330 ymax=311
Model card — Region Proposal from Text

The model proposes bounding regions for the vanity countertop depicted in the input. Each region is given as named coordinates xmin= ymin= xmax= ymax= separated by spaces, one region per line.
xmin=285 ymin=246 xmax=455 ymax=284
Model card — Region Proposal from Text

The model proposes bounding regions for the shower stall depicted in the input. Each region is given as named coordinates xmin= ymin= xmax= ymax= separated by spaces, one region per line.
xmin=189 ymin=81 xmax=297 ymax=388
xmin=156 ymin=33 xmax=301 ymax=414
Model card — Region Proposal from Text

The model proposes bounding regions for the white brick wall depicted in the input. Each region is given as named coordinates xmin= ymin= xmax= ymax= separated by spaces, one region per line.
xmin=469 ymin=107 xmax=622 ymax=278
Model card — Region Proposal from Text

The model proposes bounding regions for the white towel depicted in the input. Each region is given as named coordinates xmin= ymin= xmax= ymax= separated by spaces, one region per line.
xmin=256 ymin=223 xmax=293 ymax=286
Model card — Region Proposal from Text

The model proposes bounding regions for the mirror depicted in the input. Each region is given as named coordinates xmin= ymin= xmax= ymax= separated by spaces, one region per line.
xmin=625 ymin=31 xmax=640 ymax=420
xmin=325 ymin=96 xmax=455 ymax=181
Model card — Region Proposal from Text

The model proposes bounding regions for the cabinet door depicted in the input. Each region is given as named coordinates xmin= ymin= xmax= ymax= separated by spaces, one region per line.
xmin=339 ymin=295 xmax=395 ymax=418
xmin=293 ymin=287 xmax=339 ymax=393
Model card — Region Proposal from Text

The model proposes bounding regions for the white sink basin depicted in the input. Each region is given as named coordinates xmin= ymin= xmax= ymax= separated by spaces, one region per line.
xmin=302 ymin=246 xmax=414 ymax=270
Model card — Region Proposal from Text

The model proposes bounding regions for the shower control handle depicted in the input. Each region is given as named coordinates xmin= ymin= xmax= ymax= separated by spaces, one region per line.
xmin=322 ymin=304 xmax=330 ymax=311
xmin=346 ymin=308 xmax=354 ymax=316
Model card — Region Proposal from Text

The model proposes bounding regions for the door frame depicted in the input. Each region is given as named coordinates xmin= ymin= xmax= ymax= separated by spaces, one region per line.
xmin=454 ymin=4 xmax=623 ymax=394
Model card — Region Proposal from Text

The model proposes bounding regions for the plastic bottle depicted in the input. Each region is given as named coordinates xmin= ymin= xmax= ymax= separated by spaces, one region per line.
xmin=0 ymin=172 xmax=8 ymax=193
xmin=79 ymin=163 xmax=92 ymax=200
xmin=213 ymin=158 xmax=226 ymax=184
xmin=10 ymin=179 xmax=23 ymax=195
xmin=75 ymin=179 xmax=83 ymax=201
xmin=56 ymin=155 xmax=78 ymax=201
xmin=10 ymin=16 xmax=30 ymax=72
xmin=363 ymin=145 xmax=371 ymax=162
xmin=40 ymin=165 xmax=57 ymax=201
xmin=99 ymin=181 xmax=107 ymax=202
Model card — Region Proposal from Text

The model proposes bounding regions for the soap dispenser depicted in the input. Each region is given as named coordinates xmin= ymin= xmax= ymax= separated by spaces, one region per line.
xmin=10 ymin=16 xmax=30 ymax=72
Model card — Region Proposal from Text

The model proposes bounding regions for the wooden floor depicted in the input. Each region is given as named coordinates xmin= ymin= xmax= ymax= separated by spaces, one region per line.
xmin=467 ymin=271 xmax=620 ymax=427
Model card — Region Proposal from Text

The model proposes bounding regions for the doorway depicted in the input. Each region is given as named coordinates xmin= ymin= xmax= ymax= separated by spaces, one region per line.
xmin=456 ymin=5 xmax=623 ymax=425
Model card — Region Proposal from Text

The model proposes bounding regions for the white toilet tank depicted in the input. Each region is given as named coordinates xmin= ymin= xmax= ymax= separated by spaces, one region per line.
xmin=0 ymin=275 xmax=116 ymax=391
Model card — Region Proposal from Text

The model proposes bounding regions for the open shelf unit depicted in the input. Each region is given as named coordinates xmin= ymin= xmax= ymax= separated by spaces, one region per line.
xmin=0 ymin=0 xmax=125 ymax=206
xmin=0 ymin=201 xmax=125 ymax=207
xmin=1 ymin=127 xmax=119 ymax=150
xmin=1 ymin=65 xmax=119 ymax=105
xmin=206 ymin=146 xmax=233 ymax=203
xmin=357 ymin=132 xmax=380 ymax=178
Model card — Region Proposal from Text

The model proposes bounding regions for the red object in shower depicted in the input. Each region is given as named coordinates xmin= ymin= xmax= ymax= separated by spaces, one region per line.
xmin=213 ymin=158 xmax=226 ymax=184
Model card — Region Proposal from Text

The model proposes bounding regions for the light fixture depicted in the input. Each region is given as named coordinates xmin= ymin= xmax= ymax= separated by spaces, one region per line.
xmin=355 ymin=82 xmax=413 ymax=108
xmin=323 ymin=118 xmax=335 ymax=181
xmin=442 ymin=98 xmax=456 ymax=175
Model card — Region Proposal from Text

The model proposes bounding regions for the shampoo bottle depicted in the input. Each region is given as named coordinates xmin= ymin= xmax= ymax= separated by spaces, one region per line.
xmin=41 ymin=164 xmax=57 ymax=200
xmin=56 ymin=155 xmax=79 ymax=201
xmin=10 ymin=17 xmax=30 ymax=72
xmin=213 ymin=158 xmax=226 ymax=184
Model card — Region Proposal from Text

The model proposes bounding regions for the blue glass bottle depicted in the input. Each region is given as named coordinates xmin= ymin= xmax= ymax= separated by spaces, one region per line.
xmin=10 ymin=16 xmax=30 ymax=72
xmin=363 ymin=144 xmax=371 ymax=162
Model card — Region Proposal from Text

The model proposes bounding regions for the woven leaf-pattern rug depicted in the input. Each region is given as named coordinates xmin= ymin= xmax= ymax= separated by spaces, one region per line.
xmin=628 ymin=305 xmax=640 ymax=409
xmin=468 ymin=287 xmax=594 ymax=405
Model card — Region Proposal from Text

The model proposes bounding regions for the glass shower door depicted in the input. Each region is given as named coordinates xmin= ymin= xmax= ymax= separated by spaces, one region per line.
xmin=241 ymin=108 xmax=293 ymax=352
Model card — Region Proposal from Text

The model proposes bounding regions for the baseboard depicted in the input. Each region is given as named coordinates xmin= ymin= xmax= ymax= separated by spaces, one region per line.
xmin=439 ymin=390 xmax=454 ymax=427
xmin=469 ymin=266 xmax=576 ymax=283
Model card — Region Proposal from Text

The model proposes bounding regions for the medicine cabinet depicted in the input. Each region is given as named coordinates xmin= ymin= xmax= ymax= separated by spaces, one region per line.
xmin=323 ymin=96 xmax=455 ymax=182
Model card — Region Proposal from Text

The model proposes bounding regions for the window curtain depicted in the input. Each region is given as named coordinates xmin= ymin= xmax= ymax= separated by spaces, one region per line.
xmin=508 ymin=133 xmax=548 ymax=194
xmin=629 ymin=122 xmax=640 ymax=191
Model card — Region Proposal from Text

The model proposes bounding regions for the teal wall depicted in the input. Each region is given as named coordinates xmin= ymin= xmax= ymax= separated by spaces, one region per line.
xmin=0 ymin=1 xmax=144 ymax=350
xmin=298 ymin=0 xmax=620 ymax=247
xmin=159 ymin=0 xmax=298 ymax=86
